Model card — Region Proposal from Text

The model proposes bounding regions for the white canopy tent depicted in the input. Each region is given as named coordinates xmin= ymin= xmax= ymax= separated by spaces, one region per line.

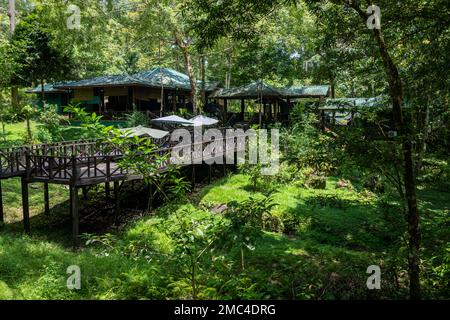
xmin=151 ymin=115 xmax=195 ymax=126
xmin=119 ymin=125 xmax=169 ymax=139
xmin=188 ymin=115 xmax=219 ymax=127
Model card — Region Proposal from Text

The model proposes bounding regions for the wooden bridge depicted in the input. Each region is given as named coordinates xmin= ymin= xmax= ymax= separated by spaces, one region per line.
xmin=0 ymin=131 xmax=246 ymax=247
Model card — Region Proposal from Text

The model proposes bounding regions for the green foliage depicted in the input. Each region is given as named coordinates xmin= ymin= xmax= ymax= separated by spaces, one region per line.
xmin=165 ymin=206 xmax=220 ymax=299
xmin=418 ymin=158 xmax=450 ymax=191
xmin=125 ymin=111 xmax=148 ymax=128
xmin=285 ymin=113 xmax=335 ymax=174
xmin=64 ymin=104 xmax=111 ymax=139
xmin=238 ymin=162 xmax=264 ymax=191
xmin=36 ymin=104 xmax=67 ymax=143
xmin=10 ymin=12 xmax=73 ymax=87
xmin=222 ymin=194 xmax=277 ymax=270
xmin=0 ymin=173 xmax=448 ymax=299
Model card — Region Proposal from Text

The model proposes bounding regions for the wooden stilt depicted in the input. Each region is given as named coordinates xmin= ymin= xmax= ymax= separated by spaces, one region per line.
xmin=192 ymin=165 xmax=196 ymax=189
xmin=21 ymin=176 xmax=30 ymax=234
xmin=114 ymin=181 xmax=120 ymax=216
xmin=82 ymin=186 xmax=88 ymax=200
xmin=0 ymin=180 xmax=4 ymax=225
xmin=105 ymin=182 xmax=110 ymax=198
xmin=223 ymin=99 xmax=228 ymax=123
xmin=208 ymin=165 xmax=212 ymax=184
xmin=70 ymin=186 xmax=79 ymax=249
xmin=148 ymin=183 xmax=153 ymax=211
xmin=44 ymin=182 xmax=50 ymax=215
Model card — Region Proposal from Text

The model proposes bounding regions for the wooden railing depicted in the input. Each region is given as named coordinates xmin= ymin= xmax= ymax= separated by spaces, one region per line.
xmin=1 ymin=130 xmax=249 ymax=185
xmin=0 ymin=146 xmax=28 ymax=177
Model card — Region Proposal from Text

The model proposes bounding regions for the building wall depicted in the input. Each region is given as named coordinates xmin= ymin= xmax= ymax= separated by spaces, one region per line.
xmin=73 ymin=88 xmax=94 ymax=101
xmin=134 ymin=87 xmax=163 ymax=101
xmin=104 ymin=87 xmax=128 ymax=96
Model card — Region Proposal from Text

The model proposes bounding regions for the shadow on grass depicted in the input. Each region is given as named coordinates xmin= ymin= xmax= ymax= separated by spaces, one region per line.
xmin=283 ymin=192 xmax=405 ymax=253
xmin=2 ymin=181 xmax=157 ymax=247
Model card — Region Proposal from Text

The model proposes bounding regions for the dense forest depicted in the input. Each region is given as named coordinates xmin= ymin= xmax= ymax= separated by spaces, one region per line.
xmin=0 ymin=0 xmax=448 ymax=302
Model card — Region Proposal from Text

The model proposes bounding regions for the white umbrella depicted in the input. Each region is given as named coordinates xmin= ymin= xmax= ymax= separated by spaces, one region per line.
xmin=120 ymin=126 xmax=169 ymax=139
xmin=189 ymin=115 xmax=219 ymax=126
xmin=151 ymin=115 xmax=195 ymax=126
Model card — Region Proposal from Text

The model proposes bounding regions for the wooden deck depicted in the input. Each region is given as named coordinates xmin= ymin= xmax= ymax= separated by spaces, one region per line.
xmin=0 ymin=131 xmax=246 ymax=247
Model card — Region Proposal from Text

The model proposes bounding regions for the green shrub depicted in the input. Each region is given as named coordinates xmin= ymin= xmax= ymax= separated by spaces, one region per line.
xmin=37 ymin=104 xmax=67 ymax=142
xmin=305 ymin=173 xmax=326 ymax=189
xmin=125 ymin=111 xmax=148 ymax=127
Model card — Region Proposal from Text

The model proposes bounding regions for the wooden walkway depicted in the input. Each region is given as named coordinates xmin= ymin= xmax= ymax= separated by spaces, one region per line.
xmin=0 ymin=131 xmax=246 ymax=247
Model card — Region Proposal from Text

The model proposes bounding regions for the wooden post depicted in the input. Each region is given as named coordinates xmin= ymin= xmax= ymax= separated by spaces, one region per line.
xmin=223 ymin=99 xmax=228 ymax=123
xmin=208 ymin=165 xmax=212 ymax=184
xmin=21 ymin=176 xmax=30 ymax=234
xmin=320 ymin=110 xmax=325 ymax=131
xmin=82 ymin=186 xmax=88 ymax=200
xmin=44 ymin=182 xmax=50 ymax=215
xmin=192 ymin=165 xmax=196 ymax=189
xmin=105 ymin=182 xmax=110 ymax=198
xmin=0 ymin=180 xmax=4 ymax=225
xmin=240 ymin=99 xmax=245 ymax=121
xmin=148 ymin=183 xmax=153 ymax=211
xmin=70 ymin=186 xmax=79 ymax=249
xmin=114 ymin=181 xmax=120 ymax=216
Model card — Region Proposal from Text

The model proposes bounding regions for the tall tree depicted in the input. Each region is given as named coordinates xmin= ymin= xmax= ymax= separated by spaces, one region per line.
xmin=188 ymin=0 xmax=450 ymax=299
xmin=11 ymin=12 xmax=73 ymax=106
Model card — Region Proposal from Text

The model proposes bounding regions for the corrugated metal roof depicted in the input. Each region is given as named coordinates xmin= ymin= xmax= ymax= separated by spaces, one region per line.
xmin=323 ymin=97 xmax=383 ymax=109
xmin=51 ymin=67 xmax=220 ymax=92
xmin=26 ymin=83 xmax=69 ymax=94
xmin=280 ymin=85 xmax=330 ymax=98
xmin=212 ymin=81 xmax=281 ymax=99
xmin=212 ymin=81 xmax=330 ymax=99
xmin=57 ymin=74 xmax=149 ymax=88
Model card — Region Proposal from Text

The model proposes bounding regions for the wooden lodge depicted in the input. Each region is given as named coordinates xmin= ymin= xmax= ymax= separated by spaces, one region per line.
xmin=27 ymin=67 xmax=220 ymax=119
xmin=209 ymin=80 xmax=331 ymax=125
xmin=28 ymin=70 xmax=331 ymax=124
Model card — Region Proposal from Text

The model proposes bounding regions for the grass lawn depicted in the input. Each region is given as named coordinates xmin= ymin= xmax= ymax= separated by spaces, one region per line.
xmin=0 ymin=120 xmax=87 ymax=148
xmin=0 ymin=173 xmax=448 ymax=299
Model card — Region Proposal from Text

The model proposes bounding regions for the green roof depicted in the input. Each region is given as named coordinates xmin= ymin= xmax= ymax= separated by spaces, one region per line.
xmin=26 ymin=83 xmax=69 ymax=94
xmin=212 ymin=81 xmax=281 ymax=99
xmin=280 ymin=85 xmax=330 ymax=98
xmin=211 ymin=81 xmax=330 ymax=99
xmin=58 ymin=74 xmax=146 ymax=88
xmin=52 ymin=67 xmax=220 ymax=92
xmin=323 ymin=97 xmax=383 ymax=109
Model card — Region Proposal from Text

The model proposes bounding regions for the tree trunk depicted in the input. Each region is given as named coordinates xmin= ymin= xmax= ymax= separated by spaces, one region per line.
xmin=11 ymin=87 xmax=19 ymax=111
xmin=158 ymin=38 xmax=164 ymax=117
xmin=346 ymin=1 xmax=421 ymax=299
xmin=174 ymin=32 xmax=198 ymax=114
xmin=26 ymin=115 xmax=32 ymax=142
xmin=41 ymin=80 xmax=46 ymax=108
xmin=330 ymin=76 xmax=336 ymax=98
xmin=373 ymin=29 xmax=420 ymax=301
xmin=9 ymin=0 xmax=19 ymax=112
xmin=200 ymin=54 xmax=206 ymax=110
xmin=416 ymin=100 xmax=431 ymax=173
